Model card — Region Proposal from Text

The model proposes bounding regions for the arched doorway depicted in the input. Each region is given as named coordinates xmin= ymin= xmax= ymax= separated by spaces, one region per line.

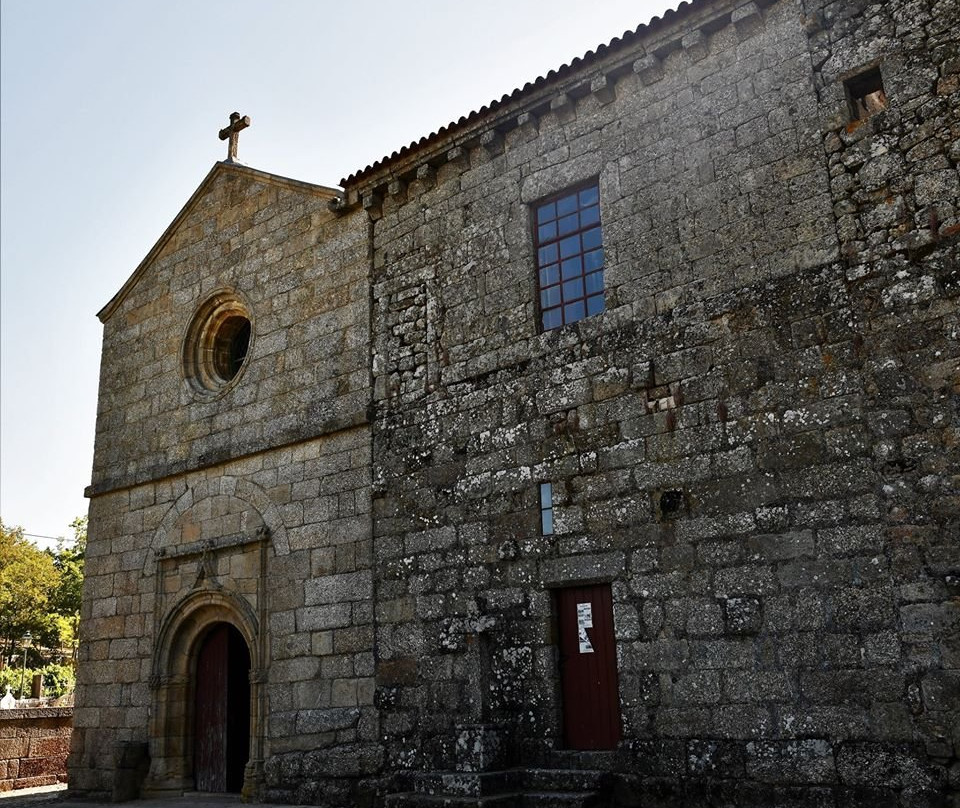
xmin=145 ymin=589 xmax=263 ymax=798
xmin=193 ymin=622 xmax=251 ymax=792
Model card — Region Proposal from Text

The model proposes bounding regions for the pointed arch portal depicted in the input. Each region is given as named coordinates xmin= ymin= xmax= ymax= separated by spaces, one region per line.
xmin=145 ymin=590 xmax=263 ymax=797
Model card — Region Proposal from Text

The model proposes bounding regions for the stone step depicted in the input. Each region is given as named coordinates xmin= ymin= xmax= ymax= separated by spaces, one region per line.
xmin=386 ymin=766 xmax=610 ymax=807
xmin=546 ymin=751 xmax=619 ymax=771
xmin=385 ymin=791 xmax=523 ymax=808
xmin=523 ymin=791 xmax=606 ymax=808
xmin=521 ymin=768 xmax=608 ymax=792
xmin=386 ymin=792 xmax=605 ymax=808
xmin=414 ymin=770 xmax=520 ymax=797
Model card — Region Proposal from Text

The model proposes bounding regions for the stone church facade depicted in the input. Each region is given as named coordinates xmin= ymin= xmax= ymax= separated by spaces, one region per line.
xmin=70 ymin=0 xmax=958 ymax=804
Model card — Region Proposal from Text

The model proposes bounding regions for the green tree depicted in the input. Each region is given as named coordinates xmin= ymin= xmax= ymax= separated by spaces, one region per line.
xmin=0 ymin=520 xmax=59 ymax=661
xmin=49 ymin=516 xmax=86 ymax=659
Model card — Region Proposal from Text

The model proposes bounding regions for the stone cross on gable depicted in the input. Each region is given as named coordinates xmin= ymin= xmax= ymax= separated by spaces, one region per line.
xmin=219 ymin=111 xmax=250 ymax=162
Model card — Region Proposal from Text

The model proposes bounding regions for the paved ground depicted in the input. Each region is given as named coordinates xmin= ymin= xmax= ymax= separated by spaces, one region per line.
xmin=0 ymin=785 xmax=293 ymax=807
xmin=0 ymin=785 xmax=68 ymax=806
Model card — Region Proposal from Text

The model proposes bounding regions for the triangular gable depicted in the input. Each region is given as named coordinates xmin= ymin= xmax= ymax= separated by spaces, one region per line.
xmin=97 ymin=161 xmax=342 ymax=323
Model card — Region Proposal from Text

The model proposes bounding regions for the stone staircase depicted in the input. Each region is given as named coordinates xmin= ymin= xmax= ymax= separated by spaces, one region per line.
xmin=384 ymin=764 xmax=612 ymax=807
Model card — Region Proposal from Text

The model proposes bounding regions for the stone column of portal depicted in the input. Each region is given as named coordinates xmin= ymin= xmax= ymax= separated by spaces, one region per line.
xmin=454 ymin=618 xmax=507 ymax=773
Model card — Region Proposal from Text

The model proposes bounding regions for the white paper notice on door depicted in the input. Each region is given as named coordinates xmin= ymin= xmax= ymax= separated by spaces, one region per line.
xmin=576 ymin=602 xmax=594 ymax=654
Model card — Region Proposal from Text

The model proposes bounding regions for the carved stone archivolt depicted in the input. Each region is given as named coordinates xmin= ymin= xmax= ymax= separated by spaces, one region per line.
xmin=145 ymin=588 xmax=265 ymax=798
xmin=143 ymin=482 xmax=274 ymax=800
xmin=149 ymin=476 xmax=289 ymax=561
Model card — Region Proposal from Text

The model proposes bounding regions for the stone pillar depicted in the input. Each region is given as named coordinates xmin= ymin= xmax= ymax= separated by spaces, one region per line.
xmin=454 ymin=625 xmax=507 ymax=772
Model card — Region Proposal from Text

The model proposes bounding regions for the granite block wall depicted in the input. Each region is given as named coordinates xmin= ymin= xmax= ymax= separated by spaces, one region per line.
xmin=71 ymin=165 xmax=377 ymax=799
xmin=0 ymin=708 xmax=72 ymax=792
xmin=354 ymin=0 xmax=959 ymax=802
xmin=89 ymin=166 xmax=369 ymax=493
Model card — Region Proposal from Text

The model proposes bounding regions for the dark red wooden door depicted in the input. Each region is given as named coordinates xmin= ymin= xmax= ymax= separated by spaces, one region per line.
xmin=556 ymin=584 xmax=622 ymax=749
xmin=193 ymin=623 xmax=250 ymax=792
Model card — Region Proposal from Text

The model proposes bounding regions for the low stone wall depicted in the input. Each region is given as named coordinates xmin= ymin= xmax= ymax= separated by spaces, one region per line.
xmin=0 ymin=707 xmax=72 ymax=792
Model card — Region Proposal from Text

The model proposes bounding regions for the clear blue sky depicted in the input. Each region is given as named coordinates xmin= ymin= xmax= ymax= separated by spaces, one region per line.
xmin=1 ymin=0 xmax=675 ymax=548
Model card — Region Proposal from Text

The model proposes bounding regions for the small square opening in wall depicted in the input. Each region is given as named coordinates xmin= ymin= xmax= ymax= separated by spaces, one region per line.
xmin=654 ymin=489 xmax=686 ymax=522
xmin=845 ymin=67 xmax=887 ymax=121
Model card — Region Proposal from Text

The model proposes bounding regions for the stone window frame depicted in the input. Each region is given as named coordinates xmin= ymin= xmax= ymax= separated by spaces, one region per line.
xmin=844 ymin=64 xmax=888 ymax=122
xmin=181 ymin=289 xmax=254 ymax=399
xmin=532 ymin=179 xmax=606 ymax=331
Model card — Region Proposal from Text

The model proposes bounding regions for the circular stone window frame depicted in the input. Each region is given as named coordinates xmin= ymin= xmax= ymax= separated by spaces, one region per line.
xmin=181 ymin=289 xmax=255 ymax=400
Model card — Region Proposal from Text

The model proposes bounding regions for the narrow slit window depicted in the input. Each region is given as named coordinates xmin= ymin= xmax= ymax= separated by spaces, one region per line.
xmin=540 ymin=482 xmax=554 ymax=535
xmin=845 ymin=67 xmax=887 ymax=121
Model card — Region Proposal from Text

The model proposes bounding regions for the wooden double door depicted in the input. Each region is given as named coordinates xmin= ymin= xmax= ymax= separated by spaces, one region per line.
xmin=193 ymin=623 xmax=251 ymax=792
xmin=556 ymin=584 xmax=622 ymax=749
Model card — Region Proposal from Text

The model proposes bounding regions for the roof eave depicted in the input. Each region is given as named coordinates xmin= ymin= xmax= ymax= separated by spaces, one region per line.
xmin=340 ymin=0 xmax=773 ymax=191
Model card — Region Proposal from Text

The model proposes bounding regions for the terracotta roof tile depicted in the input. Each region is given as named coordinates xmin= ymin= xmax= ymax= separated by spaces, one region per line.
xmin=340 ymin=1 xmax=703 ymax=187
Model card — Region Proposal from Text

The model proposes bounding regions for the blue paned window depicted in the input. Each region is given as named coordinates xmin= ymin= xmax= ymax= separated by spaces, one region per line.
xmin=533 ymin=182 xmax=605 ymax=330
xmin=540 ymin=482 xmax=554 ymax=536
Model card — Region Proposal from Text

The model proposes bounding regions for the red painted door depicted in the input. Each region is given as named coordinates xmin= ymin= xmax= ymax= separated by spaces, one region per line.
xmin=193 ymin=623 xmax=250 ymax=792
xmin=556 ymin=584 xmax=622 ymax=749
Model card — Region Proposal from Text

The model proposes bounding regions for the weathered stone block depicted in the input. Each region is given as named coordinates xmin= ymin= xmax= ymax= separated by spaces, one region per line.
xmin=304 ymin=571 xmax=373 ymax=605
xmin=746 ymin=739 xmax=836 ymax=784
xmin=297 ymin=603 xmax=353 ymax=631
xmin=724 ymin=597 xmax=762 ymax=634
xmin=713 ymin=565 xmax=777 ymax=597
xmin=295 ymin=708 xmax=360 ymax=736
xmin=835 ymin=743 xmax=943 ymax=791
